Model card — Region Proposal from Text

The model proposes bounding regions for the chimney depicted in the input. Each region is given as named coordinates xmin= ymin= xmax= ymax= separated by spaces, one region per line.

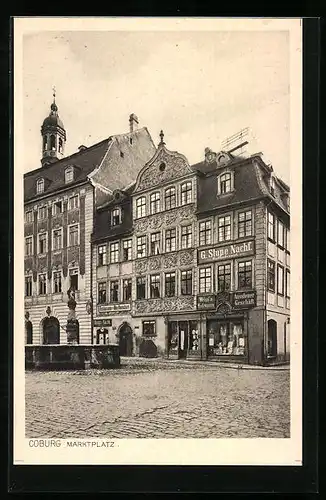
xmin=129 ymin=113 xmax=139 ymax=133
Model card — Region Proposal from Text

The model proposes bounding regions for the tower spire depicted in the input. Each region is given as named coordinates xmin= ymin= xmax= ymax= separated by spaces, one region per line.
xmin=41 ymin=89 xmax=66 ymax=166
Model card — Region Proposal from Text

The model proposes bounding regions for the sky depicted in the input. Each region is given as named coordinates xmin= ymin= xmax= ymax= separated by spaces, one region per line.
xmin=23 ymin=30 xmax=290 ymax=183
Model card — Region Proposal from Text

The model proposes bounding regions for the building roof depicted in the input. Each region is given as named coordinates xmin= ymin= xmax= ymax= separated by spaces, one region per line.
xmin=92 ymin=195 xmax=133 ymax=243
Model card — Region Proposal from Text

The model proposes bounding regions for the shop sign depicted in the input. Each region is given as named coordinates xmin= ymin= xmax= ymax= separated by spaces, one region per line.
xmin=94 ymin=319 xmax=112 ymax=327
xmin=233 ymin=290 xmax=256 ymax=308
xmin=98 ymin=303 xmax=131 ymax=313
xmin=198 ymin=240 xmax=255 ymax=264
xmin=197 ymin=294 xmax=216 ymax=310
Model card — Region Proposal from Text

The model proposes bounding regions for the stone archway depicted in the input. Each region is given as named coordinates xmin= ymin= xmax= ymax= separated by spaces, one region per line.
xmin=118 ymin=322 xmax=133 ymax=357
xmin=42 ymin=316 xmax=60 ymax=345
xmin=25 ymin=320 xmax=33 ymax=344
xmin=267 ymin=319 xmax=277 ymax=357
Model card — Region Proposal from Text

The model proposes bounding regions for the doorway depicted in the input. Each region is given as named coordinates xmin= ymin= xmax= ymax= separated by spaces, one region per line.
xmin=178 ymin=321 xmax=189 ymax=359
xmin=118 ymin=322 xmax=133 ymax=356
xmin=267 ymin=319 xmax=277 ymax=357
xmin=25 ymin=320 xmax=33 ymax=344
xmin=42 ymin=316 xmax=60 ymax=344
xmin=96 ymin=328 xmax=109 ymax=344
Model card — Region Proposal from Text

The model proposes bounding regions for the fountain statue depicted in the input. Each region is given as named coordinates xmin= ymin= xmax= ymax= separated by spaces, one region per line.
xmin=66 ymin=287 xmax=79 ymax=344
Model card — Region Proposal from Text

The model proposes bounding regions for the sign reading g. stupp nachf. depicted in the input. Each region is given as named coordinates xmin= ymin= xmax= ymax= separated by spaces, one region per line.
xmin=198 ymin=239 xmax=255 ymax=264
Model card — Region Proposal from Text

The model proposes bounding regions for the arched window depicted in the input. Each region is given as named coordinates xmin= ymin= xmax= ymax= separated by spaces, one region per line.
xmin=36 ymin=178 xmax=44 ymax=194
xmin=58 ymin=137 xmax=63 ymax=153
xmin=43 ymin=135 xmax=48 ymax=151
xmin=50 ymin=135 xmax=56 ymax=151
xmin=65 ymin=166 xmax=74 ymax=184
xmin=217 ymin=171 xmax=233 ymax=195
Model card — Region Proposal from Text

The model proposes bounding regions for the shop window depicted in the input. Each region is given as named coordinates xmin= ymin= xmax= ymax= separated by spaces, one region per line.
xmin=165 ymin=272 xmax=176 ymax=297
xmin=218 ymin=215 xmax=231 ymax=242
xmin=165 ymin=228 xmax=176 ymax=253
xmin=150 ymin=232 xmax=161 ymax=255
xmin=207 ymin=320 xmax=245 ymax=356
xmin=168 ymin=321 xmax=179 ymax=355
xmin=199 ymin=220 xmax=211 ymax=246
xmin=96 ymin=328 xmax=109 ymax=345
xmin=277 ymin=264 xmax=284 ymax=295
xmin=69 ymin=269 xmax=79 ymax=291
xmin=53 ymin=271 xmax=62 ymax=294
xmin=142 ymin=320 xmax=156 ymax=337
xmin=150 ymin=274 xmax=160 ymax=298
xmin=136 ymin=276 xmax=146 ymax=299
xmin=180 ymin=181 xmax=192 ymax=205
xmin=189 ymin=321 xmax=199 ymax=351
xmin=136 ymin=197 xmax=146 ymax=218
xmin=38 ymin=274 xmax=47 ymax=295
xmin=98 ymin=244 xmax=107 ymax=265
xmin=267 ymin=259 xmax=276 ymax=292
xmin=110 ymin=242 xmax=119 ymax=263
xmin=238 ymin=210 xmax=252 ymax=238
xmin=137 ymin=235 xmax=147 ymax=258
xmin=181 ymin=225 xmax=192 ymax=249
xmin=25 ymin=236 xmax=33 ymax=256
xmin=25 ymin=276 xmax=32 ymax=296
xmin=110 ymin=281 xmax=119 ymax=302
xmin=238 ymin=260 xmax=252 ymax=289
xmin=123 ymin=239 xmax=132 ymax=261
xmin=98 ymin=282 xmax=107 ymax=304
xmin=217 ymin=264 xmax=231 ymax=292
xmin=123 ymin=279 xmax=132 ymax=301
xmin=199 ymin=267 xmax=211 ymax=293
xmin=181 ymin=270 xmax=192 ymax=295
xmin=165 ymin=186 xmax=176 ymax=210
xmin=268 ymin=212 xmax=275 ymax=241
xmin=150 ymin=192 xmax=160 ymax=214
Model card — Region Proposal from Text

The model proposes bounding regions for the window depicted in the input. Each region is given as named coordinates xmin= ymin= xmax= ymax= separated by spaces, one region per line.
xmin=123 ymin=239 xmax=132 ymax=261
xmin=267 ymin=259 xmax=276 ymax=292
xmin=43 ymin=135 xmax=48 ymax=151
xmin=286 ymin=270 xmax=290 ymax=298
xmin=69 ymin=268 xmax=79 ymax=290
xmin=217 ymin=264 xmax=231 ymax=292
xmin=111 ymin=208 xmax=121 ymax=226
xmin=143 ymin=321 xmax=156 ymax=337
xmin=165 ymin=187 xmax=176 ymax=210
xmin=150 ymin=274 xmax=160 ymax=298
xmin=137 ymin=236 xmax=147 ymax=258
xmin=150 ymin=192 xmax=160 ymax=214
xmin=58 ymin=137 xmax=63 ymax=153
xmin=181 ymin=225 xmax=192 ymax=249
xmin=238 ymin=261 xmax=252 ymax=289
xmin=165 ymin=228 xmax=176 ymax=253
xmin=36 ymin=178 xmax=44 ymax=194
xmin=285 ymin=228 xmax=290 ymax=252
xmin=53 ymin=229 xmax=62 ymax=250
xmin=110 ymin=281 xmax=119 ymax=302
xmin=98 ymin=282 xmax=107 ymax=304
xmin=25 ymin=210 xmax=33 ymax=223
xmin=50 ymin=134 xmax=56 ymax=150
xmin=220 ymin=172 xmax=232 ymax=194
xmin=25 ymin=276 xmax=32 ymax=297
xmin=52 ymin=201 xmax=63 ymax=216
xmin=38 ymin=274 xmax=47 ymax=295
xmin=181 ymin=270 xmax=192 ymax=295
xmin=277 ymin=220 xmax=285 ymax=248
xmin=136 ymin=197 xmax=146 ymax=218
xmin=165 ymin=272 xmax=176 ymax=297
xmin=65 ymin=167 xmax=74 ymax=184
xmin=218 ymin=216 xmax=231 ymax=242
xmin=98 ymin=245 xmax=107 ymax=266
xmin=38 ymin=233 xmax=47 ymax=254
xmin=38 ymin=206 xmax=47 ymax=220
xmin=25 ymin=236 xmax=33 ymax=256
xmin=277 ymin=265 xmax=284 ymax=295
xmin=110 ymin=242 xmax=119 ymax=263
xmin=199 ymin=220 xmax=211 ymax=246
xmin=199 ymin=267 xmax=212 ymax=293
xmin=53 ymin=272 xmax=62 ymax=293
xmin=123 ymin=279 xmax=132 ymax=301
xmin=68 ymin=195 xmax=79 ymax=210
xmin=136 ymin=276 xmax=146 ymax=299
xmin=150 ymin=232 xmax=161 ymax=255
xmin=181 ymin=181 xmax=192 ymax=205
xmin=268 ymin=212 xmax=275 ymax=241
xmin=69 ymin=225 xmax=79 ymax=246
xmin=270 ymin=176 xmax=275 ymax=196
xmin=238 ymin=210 xmax=252 ymax=238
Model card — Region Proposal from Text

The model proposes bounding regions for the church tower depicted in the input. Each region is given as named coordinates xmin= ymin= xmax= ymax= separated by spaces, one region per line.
xmin=41 ymin=89 xmax=66 ymax=166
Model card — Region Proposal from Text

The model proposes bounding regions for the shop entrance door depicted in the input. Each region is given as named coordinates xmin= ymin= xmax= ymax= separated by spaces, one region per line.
xmin=178 ymin=321 xmax=188 ymax=359
xmin=119 ymin=323 xmax=133 ymax=357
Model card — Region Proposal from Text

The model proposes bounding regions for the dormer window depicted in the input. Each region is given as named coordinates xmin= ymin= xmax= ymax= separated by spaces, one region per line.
xmin=217 ymin=171 xmax=234 ymax=196
xmin=36 ymin=178 xmax=44 ymax=194
xmin=111 ymin=208 xmax=121 ymax=226
xmin=65 ymin=166 xmax=74 ymax=184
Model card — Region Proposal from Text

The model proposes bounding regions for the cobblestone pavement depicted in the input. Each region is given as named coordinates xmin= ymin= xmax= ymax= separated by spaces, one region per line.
xmin=25 ymin=362 xmax=290 ymax=439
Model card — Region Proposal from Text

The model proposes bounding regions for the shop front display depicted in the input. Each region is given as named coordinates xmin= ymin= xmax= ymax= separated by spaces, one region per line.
xmin=207 ymin=318 xmax=246 ymax=358
xmin=167 ymin=319 xmax=200 ymax=359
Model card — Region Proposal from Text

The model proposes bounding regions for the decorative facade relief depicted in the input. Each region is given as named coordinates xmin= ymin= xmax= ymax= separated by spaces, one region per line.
xmin=163 ymin=253 xmax=178 ymax=269
xmin=179 ymin=250 xmax=194 ymax=266
xmin=135 ymin=259 xmax=148 ymax=273
xmin=149 ymin=257 xmax=161 ymax=271
xmin=134 ymin=204 xmax=195 ymax=234
xmin=134 ymin=296 xmax=195 ymax=314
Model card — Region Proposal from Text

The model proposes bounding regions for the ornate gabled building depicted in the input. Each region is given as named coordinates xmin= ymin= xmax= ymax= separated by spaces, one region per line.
xmin=24 ymin=95 xmax=156 ymax=345
xmin=91 ymin=132 xmax=290 ymax=365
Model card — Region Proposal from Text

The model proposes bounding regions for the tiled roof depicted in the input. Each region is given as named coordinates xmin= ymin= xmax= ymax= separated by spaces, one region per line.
xmin=92 ymin=197 xmax=133 ymax=243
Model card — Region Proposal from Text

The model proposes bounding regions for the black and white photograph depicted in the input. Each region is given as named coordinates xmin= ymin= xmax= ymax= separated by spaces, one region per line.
xmin=13 ymin=17 xmax=302 ymax=466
